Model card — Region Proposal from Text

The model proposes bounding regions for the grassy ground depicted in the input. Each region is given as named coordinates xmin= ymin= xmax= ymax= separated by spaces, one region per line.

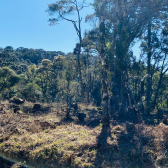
xmin=0 ymin=101 xmax=168 ymax=168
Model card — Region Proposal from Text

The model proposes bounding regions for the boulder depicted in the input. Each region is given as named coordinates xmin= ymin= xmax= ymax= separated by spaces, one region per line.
xmin=78 ymin=113 xmax=86 ymax=122
xmin=33 ymin=103 xmax=41 ymax=110
xmin=9 ymin=96 xmax=24 ymax=105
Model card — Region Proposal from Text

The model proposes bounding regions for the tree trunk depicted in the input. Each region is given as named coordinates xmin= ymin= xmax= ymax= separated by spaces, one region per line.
xmin=125 ymin=71 xmax=134 ymax=106
xmin=146 ymin=20 xmax=152 ymax=115
xmin=86 ymin=73 xmax=91 ymax=104
xmin=99 ymin=18 xmax=110 ymax=128
xmin=153 ymin=73 xmax=163 ymax=109
xmin=152 ymin=53 xmax=168 ymax=109
xmin=76 ymin=51 xmax=84 ymax=102
xmin=77 ymin=6 xmax=84 ymax=103
xmin=66 ymin=80 xmax=70 ymax=120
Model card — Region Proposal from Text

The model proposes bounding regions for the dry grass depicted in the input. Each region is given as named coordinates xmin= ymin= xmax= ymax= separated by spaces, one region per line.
xmin=1 ymin=101 xmax=168 ymax=168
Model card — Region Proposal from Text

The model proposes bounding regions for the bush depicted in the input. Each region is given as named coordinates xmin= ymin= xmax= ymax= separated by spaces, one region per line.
xmin=21 ymin=82 xmax=42 ymax=102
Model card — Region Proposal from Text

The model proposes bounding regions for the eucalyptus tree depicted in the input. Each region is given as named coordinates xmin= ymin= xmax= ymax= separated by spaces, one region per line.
xmin=91 ymin=0 xmax=148 ymax=120
xmin=139 ymin=0 xmax=167 ymax=114
xmin=81 ymin=33 xmax=98 ymax=104
xmin=92 ymin=0 xmax=111 ymax=128
xmin=82 ymin=28 xmax=103 ymax=105
xmin=65 ymin=55 xmax=76 ymax=120
xmin=88 ymin=0 xmax=165 ymax=118
xmin=46 ymin=0 xmax=89 ymax=102
xmin=107 ymin=0 xmax=154 ymax=112
xmin=50 ymin=55 xmax=65 ymax=100
xmin=152 ymin=21 xmax=168 ymax=109
xmin=36 ymin=59 xmax=53 ymax=100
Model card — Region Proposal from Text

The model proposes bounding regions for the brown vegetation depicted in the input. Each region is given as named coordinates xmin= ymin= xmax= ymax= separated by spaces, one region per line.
xmin=0 ymin=101 xmax=168 ymax=168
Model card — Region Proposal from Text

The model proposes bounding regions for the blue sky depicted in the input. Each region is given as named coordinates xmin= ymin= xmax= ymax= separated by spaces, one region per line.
xmin=0 ymin=0 xmax=140 ymax=56
xmin=0 ymin=0 xmax=94 ymax=53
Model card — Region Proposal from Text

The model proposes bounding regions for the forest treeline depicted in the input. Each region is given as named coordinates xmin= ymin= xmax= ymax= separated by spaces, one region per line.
xmin=0 ymin=46 xmax=101 ymax=105
xmin=0 ymin=0 xmax=168 ymax=126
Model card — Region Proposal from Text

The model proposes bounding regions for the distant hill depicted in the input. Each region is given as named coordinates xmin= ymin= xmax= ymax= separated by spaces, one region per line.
xmin=0 ymin=46 xmax=65 ymax=74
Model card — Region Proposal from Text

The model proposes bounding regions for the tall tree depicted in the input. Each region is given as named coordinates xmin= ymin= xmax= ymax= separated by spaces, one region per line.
xmin=46 ymin=0 xmax=89 ymax=102
xmin=152 ymin=21 xmax=168 ymax=108
xmin=139 ymin=0 xmax=166 ymax=114
xmin=93 ymin=0 xmax=110 ymax=128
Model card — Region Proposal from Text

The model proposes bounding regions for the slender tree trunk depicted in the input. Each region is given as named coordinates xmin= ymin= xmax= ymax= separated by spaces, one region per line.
xmin=125 ymin=71 xmax=134 ymax=106
xmin=153 ymin=72 xmax=163 ymax=109
xmin=152 ymin=53 xmax=168 ymax=109
xmin=146 ymin=20 xmax=152 ymax=115
xmin=86 ymin=54 xmax=90 ymax=104
xmin=76 ymin=51 xmax=84 ymax=102
xmin=99 ymin=18 xmax=110 ymax=128
xmin=86 ymin=73 xmax=91 ymax=104
xmin=140 ymin=79 xmax=145 ymax=113
xmin=66 ymin=80 xmax=70 ymax=120
xmin=76 ymin=5 xmax=84 ymax=102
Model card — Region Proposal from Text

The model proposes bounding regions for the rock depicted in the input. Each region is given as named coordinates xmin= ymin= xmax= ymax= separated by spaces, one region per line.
xmin=78 ymin=113 xmax=86 ymax=122
xmin=9 ymin=96 xmax=24 ymax=104
xmin=31 ymin=104 xmax=41 ymax=113
xmin=33 ymin=103 xmax=41 ymax=110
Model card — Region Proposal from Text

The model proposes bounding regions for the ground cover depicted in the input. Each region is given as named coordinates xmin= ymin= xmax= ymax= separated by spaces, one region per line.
xmin=0 ymin=101 xmax=168 ymax=168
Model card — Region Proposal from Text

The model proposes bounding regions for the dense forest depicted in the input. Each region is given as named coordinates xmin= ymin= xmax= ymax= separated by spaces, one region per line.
xmin=1 ymin=0 xmax=168 ymax=167
xmin=1 ymin=0 xmax=168 ymax=123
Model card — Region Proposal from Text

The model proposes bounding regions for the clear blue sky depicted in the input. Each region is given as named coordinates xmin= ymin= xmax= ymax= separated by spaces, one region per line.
xmin=0 ymin=0 xmax=140 ymax=56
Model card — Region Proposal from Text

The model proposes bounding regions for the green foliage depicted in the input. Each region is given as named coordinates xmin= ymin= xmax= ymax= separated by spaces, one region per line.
xmin=47 ymin=0 xmax=78 ymax=25
xmin=21 ymin=82 xmax=42 ymax=102
xmin=0 ymin=67 xmax=20 ymax=92
xmin=0 ymin=0 xmax=167 ymax=112
xmin=65 ymin=69 xmax=73 ymax=82
xmin=52 ymin=55 xmax=65 ymax=71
